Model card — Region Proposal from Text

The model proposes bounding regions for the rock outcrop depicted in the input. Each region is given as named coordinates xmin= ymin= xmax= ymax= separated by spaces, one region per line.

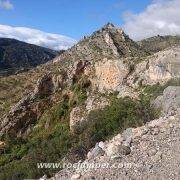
xmin=0 ymin=73 xmax=65 ymax=138
xmin=94 ymin=58 xmax=129 ymax=92
xmin=128 ymin=47 xmax=180 ymax=87
xmin=0 ymin=93 xmax=51 ymax=138
xmin=138 ymin=35 xmax=180 ymax=54
xmin=153 ymin=86 xmax=180 ymax=116
xmin=34 ymin=73 xmax=64 ymax=98
xmin=70 ymin=106 xmax=87 ymax=134
xmin=54 ymin=23 xmax=147 ymax=63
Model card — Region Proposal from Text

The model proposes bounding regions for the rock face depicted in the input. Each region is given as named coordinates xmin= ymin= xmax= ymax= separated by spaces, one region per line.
xmin=34 ymin=73 xmax=64 ymax=98
xmin=153 ymin=86 xmax=180 ymax=116
xmin=128 ymin=47 xmax=180 ymax=87
xmin=0 ymin=93 xmax=51 ymax=138
xmin=94 ymin=58 xmax=129 ymax=92
xmin=0 ymin=94 xmax=35 ymax=137
xmin=0 ymin=38 xmax=58 ymax=76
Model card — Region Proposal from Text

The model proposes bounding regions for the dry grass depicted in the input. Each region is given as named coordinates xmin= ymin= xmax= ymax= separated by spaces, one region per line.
xmin=0 ymin=58 xmax=68 ymax=117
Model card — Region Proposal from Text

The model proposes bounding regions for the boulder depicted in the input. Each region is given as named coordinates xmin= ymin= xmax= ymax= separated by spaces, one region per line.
xmin=153 ymin=86 xmax=180 ymax=116
xmin=105 ymin=143 xmax=131 ymax=158
xmin=87 ymin=143 xmax=105 ymax=159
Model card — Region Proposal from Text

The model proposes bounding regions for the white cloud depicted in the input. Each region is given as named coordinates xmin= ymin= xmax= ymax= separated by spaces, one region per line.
xmin=0 ymin=24 xmax=76 ymax=50
xmin=123 ymin=0 xmax=180 ymax=40
xmin=0 ymin=0 xmax=13 ymax=10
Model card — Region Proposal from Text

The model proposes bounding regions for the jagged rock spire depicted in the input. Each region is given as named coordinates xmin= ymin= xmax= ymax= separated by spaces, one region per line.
xmin=103 ymin=22 xmax=115 ymax=29
xmin=101 ymin=23 xmax=124 ymax=35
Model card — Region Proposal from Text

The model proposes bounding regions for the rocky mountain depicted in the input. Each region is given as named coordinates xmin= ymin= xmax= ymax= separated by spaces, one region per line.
xmin=0 ymin=38 xmax=58 ymax=76
xmin=138 ymin=35 xmax=180 ymax=54
xmin=0 ymin=23 xmax=179 ymax=179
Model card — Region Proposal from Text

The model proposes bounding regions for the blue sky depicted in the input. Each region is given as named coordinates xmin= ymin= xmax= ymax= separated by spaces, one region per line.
xmin=0 ymin=0 xmax=180 ymax=50
xmin=0 ymin=0 xmax=152 ymax=39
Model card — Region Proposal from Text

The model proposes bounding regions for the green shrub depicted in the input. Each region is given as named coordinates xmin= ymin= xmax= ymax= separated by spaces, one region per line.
xmin=2 ymin=100 xmax=11 ymax=113
xmin=79 ymin=96 xmax=157 ymax=147
xmin=71 ymin=75 xmax=90 ymax=106
xmin=0 ymin=123 xmax=73 ymax=179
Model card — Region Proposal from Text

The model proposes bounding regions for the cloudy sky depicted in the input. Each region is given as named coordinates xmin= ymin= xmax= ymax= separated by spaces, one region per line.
xmin=0 ymin=24 xmax=76 ymax=50
xmin=0 ymin=0 xmax=180 ymax=49
xmin=123 ymin=0 xmax=180 ymax=40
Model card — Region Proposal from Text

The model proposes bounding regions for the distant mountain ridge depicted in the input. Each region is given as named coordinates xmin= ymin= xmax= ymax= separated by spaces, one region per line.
xmin=138 ymin=35 xmax=180 ymax=53
xmin=0 ymin=38 xmax=58 ymax=76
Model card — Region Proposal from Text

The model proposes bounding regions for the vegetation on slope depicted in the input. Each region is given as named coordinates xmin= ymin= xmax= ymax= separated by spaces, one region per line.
xmin=0 ymin=90 xmax=158 ymax=179
xmin=0 ymin=61 xmax=65 ymax=117
xmin=0 ymin=72 xmax=37 ymax=117
xmin=142 ymin=78 xmax=180 ymax=100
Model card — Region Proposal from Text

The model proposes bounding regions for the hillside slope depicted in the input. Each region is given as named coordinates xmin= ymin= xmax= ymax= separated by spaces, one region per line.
xmin=56 ymin=114 xmax=179 ymax=180
xmin=55 ymin=85 xmax=180 ymax=179
xmin=0 ymin=38 xmax=58 ymax=76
